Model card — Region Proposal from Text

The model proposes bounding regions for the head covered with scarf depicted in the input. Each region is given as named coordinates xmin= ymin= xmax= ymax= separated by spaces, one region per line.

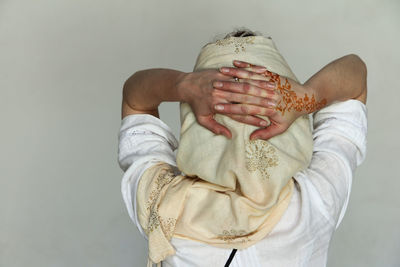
xmin=137 ymin=31 xmax=313 ymax=265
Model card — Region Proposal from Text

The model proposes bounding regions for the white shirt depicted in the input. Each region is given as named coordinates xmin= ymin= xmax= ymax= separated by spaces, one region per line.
xmin=118 ymin=100 xmax=367 ymax=267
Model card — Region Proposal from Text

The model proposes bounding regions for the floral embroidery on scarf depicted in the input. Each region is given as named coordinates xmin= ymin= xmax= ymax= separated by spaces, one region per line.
xmin=160 ymin=217 xmax=177 ymax=239
xmin=245 ymin=140 xmax=279 ymax=179
xmin=215 ymin=36 xmax=256 ymax=53
xmin=217 ymin=229 xmax=251 ymax=243
xmin=146 ymin=168 xmax=176 ymax=236
xmin=146 ymin=169 xmax=175 ymax=211
xmin=148 ymin=210 xmax=161 ymax=233
xmin=147 ymin=210 xmax=177 ymax=239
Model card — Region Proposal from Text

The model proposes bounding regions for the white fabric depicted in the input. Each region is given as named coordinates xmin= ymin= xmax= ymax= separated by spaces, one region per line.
xmin=118 ymin=99 xmax=367 ymax=267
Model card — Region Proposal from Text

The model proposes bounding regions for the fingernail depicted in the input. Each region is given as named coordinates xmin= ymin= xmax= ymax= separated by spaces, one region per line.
xmin=214 ymin=81 xmax=223 ymax=88
xmin=220 ymin=68 xmax=229 ymax=73
xmin=215 ymin=104 xmax=224 ymax=111
xmin=260 ymin=121 xmax=268 ymax=126
xmin=250 ymin=136 xmax=258 ymax=141
xmin=269 ymin=101 xmax=276 ymax=107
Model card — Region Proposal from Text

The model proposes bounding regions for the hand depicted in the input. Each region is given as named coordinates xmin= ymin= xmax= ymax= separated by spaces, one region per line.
xmin=177 ymin=68 xmax=276 ymax=139
xmin=215 ymin=60 xmax=327 ymax=140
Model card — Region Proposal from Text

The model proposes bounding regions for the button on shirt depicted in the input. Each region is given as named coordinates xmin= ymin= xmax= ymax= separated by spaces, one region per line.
xmin=118 ymin=100 xmax=367 ymax=267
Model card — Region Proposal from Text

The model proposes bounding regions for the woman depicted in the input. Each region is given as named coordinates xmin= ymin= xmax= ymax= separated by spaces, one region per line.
xmin=118 ymin=30 xmax=367 ymax=266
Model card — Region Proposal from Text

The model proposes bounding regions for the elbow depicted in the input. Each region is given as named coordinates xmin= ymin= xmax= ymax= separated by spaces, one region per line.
xmin=123 ymin=70 xmax=141 ymax=89
xmin=347 ymin=54 xmax=367 ymax=103
xmin=122 ymin=70 xmax=143 ymax=98
xmin=347 ymin=54 xmax=367 ymax=78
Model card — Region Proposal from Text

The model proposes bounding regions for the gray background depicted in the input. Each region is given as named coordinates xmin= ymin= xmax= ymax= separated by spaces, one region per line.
xmin=1 ymin=0 xmax=399 ymax=266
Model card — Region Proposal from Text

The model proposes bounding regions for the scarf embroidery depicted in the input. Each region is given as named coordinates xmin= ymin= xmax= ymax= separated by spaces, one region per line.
xmin=215 ymin=36 xmax=256 ymax=53
xmin=245 ymin=140 xmax=279 ymax=179
xmin=146 ymin=168 xmax=177 ymax=238
xmin=217 ymin=229 xmax=251 ymax=243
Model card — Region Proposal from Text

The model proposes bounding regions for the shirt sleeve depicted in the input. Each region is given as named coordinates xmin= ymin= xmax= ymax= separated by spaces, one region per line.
xmin=295 ymin=99 xmax=368 ymax=229
xmin=118 ymin=114 xmax=180 ymax=239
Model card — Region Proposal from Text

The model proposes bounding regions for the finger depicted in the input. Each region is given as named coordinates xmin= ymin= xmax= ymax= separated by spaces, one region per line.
xmin=197 ymin=115 xmax=232 ymax=139
xmin=212 ymin=89 xmax=277 ymax=108
xmin=226 ymin=114 xmax=270 ymax=127
xmin=213 ymin=103 xmax=277 ymax=117
xmin=233 ymin=60 xmax=267 ymax=74
xmin=241 ymin=79 xmax=277 ymax=90
xmin=213 ymin=81 xmax=276 ymax=98
xmin=249 ymin=123 xmax=286 ymax=140
xmin=220 ymin=67 xmax=269 ymax=81
xmin=232 ymin=60 xmax=254 ymax=68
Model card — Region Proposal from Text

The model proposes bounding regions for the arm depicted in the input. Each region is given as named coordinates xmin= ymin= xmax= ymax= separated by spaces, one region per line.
xmin=297 ymin=98 xmax=368 ymax=229
xmin=122 ymin=69 xmax=185 ymax=118
xmin=304 ymin=54 xmax=367 ymax=105
xmin=122 ymin=67 xmax=276 ymax=138
xmin=217 ymin=56 xmax=368 ymax=227
xmin=119 ymin=114 xmax=180 ymax=239
xmin=214 ymin=55 xmax=367 ymax=139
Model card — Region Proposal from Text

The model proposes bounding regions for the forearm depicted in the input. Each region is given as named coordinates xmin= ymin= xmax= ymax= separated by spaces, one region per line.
xmin=121 ymin=69 xmax=186 ymax=119
xmin=304 ymin=54 xmax=367 ymax=106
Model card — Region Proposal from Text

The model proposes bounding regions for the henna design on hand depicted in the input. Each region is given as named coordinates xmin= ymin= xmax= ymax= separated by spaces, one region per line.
xmin=263 ymin=71 xmax=327 ymax=115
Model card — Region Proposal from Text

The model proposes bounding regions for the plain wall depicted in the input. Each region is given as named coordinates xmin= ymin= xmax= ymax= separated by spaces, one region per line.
xmin=1 ymin=0 xmax=399 ymax=266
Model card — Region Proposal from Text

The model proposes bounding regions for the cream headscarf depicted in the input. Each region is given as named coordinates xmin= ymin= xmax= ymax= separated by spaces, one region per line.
xmin=137 ymin=36 xmax=313 ymax=265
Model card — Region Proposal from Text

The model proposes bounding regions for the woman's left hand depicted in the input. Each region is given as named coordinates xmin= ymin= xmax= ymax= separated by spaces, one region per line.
xmin=214 ymin=60 xmax=325 ymax=140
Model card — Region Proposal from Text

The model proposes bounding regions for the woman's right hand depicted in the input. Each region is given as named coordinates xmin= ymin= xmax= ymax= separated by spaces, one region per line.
xmin=177 ymin=68 xmax=277 ymax=139
xmin=214 ymin=60 xmax=328 ymax=140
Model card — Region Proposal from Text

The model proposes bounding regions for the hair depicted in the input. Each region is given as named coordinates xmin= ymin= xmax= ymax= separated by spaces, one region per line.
xmin=223 ymin=28 xmax=260 ymax=38
xmin=202 ymin=27 xmax=269 ymax=48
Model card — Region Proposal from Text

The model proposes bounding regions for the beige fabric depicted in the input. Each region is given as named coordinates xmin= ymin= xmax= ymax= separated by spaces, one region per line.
xmin=137 ymin=36 xmax=313 ymax=264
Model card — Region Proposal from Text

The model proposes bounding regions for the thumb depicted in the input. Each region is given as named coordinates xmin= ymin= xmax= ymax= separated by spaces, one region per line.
xmin=197 ymin=115 xmax=232 ymax=139
xmin=249 ymin=123 xmax=286 ymax=141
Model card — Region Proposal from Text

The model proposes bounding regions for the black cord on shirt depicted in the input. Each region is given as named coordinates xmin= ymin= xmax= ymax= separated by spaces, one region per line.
xmin=224 ymin=249 xmax=237 ymax=267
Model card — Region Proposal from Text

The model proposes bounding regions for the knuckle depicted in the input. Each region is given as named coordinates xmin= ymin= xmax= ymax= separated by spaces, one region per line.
xmin=243 ymin=83 xmax=251 ymax=92
xmin=243 ymin=95 xmax=251 ymax=103
xmin=252 ymin=107 xmax=261 ymax=115
xmin=226 ymin=92 xmax=234 ymax=99
xmin=258 ymin=80 xmax=268 ymax=88
xmin=240 ymin=105 xmax=249 ymax=114
xmin=261 ymin=98 xmax=270 ymax=107
xmin=231 ymin=81 xmax=241 ymax=90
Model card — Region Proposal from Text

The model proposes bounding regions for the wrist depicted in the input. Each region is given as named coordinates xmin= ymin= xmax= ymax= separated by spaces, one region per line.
xmin=301 ymin=82 xmax=327 ymax=114
xmin=175 ymin=71 xmax=192 ymax=103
